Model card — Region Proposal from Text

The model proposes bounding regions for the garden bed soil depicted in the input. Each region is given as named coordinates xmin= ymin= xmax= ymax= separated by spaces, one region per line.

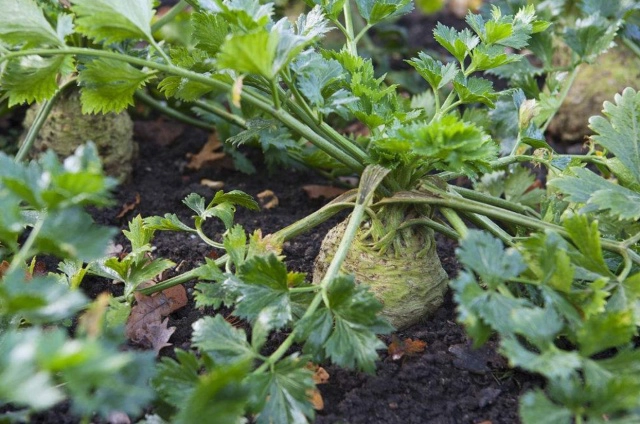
xmin=29 ymin=117 xmax=539 ymax=423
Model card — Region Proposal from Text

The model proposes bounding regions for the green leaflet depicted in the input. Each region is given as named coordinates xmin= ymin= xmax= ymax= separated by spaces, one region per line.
xmin=78 ymin=58 xmax=156 ymax=114
xmin=71 ymin=0 xmax=155 ymax=44
xmin=589 ymin=88 xmax=640 ymax=186
xmin=191 ymin=315 xmax=257 ymax=364
xmin=354 ymin=0 xmax=413 ymax=24
xmin=0 ymin=0 xmax=62 ymax=47
xmin=2 ymin=55 xmax=74 ymax=106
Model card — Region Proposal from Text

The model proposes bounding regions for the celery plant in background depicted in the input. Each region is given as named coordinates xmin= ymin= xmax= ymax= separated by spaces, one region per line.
xmin=2 ymin=0 xmax=640 ymax=422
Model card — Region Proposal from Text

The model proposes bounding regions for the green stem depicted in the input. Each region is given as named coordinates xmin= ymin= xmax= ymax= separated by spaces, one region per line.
xmin=15 ymin=79 xmax=74 ymax=162
xmin=289 ymin=286 xmax=321 ymax=293
xmin=270 ymin=79 xmax=281 ymax=110
xmin=452 ymin=186 xmax=540 ymax=218
xmin=541 ymin=65 xmax=581 ymax=133
xmin=8 ymin=212 xmax=46 ymax=274
xmin=353 ymin=24 xmax=373 ymax=45
xmin=193 ymin=99 xmax=248 ymax=129
xmin=343 ymin=0 xmax=358 ymax=56
xmin=195 ymin=221 xmax=224 ymax=249
xmin=622 ymin=37 xmax=640 ymax=61
xmin=134 ymin=90 xmax=216 ymax=131
xmin=440 ymin=207 xmax=468 ymax=238
xmin=397 ymin=218 xmax=459 ymax=241
xmin=139 ymin=267 xmax=201 ymax=296
xmin=149 ymin=38 xmax=172 ymax=64
xmin=151 ymin=0 xmax=189 ymax=32
xmin=1 ymin=47 xmax=364 ymax=172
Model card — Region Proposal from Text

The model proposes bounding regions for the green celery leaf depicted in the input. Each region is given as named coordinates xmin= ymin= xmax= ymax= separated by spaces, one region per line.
xmin=549 ymin=167 xmax=640 ymax=220
xmin=143 ymin=213 xmax=195 ymax=232
xmin=433 ymin=24 xmax=479 ymax=63
xmin=78 ymin=59 xmax=155 ymax=114
xmin=217 ymin=30 xmax=278 ymax=79
xmin=303 ymin=0 xmax=345 ymax=20
xmin=450 ymin=272 xmax=493 ymax=347
xmin=453 ymin=76 xmax=498 ymax=107
xmin=324 ymin=275 xmax=392 ymax=373
xmin=0 ymin=0 xmax=62 ymax=47
xmin=589 ymin=88 xmax=640 ymax=185
xmin=192 ymin=12 xmax=229 ymax=55
xmin=2 ymin=55 xmax=74 ymax=106
xmin=209 ymin=190 xmax=259 ymax=211
xmin=563 ymin=14 xmax=620 ymax=63
xmin=71 ymin=0 xmax=155 ymax=44
xmin=0 ymin=329 xmax=66 ymax=409
xmin=191 ymin=315 xmax=257 ymax=364
xmin=193 ymin=0 xmax=273 ymax=30
xmin=249 ymin=354 xmax=315 ymax=424
xmin=106 ymin=297 xmax=131 ymax=328
xmin=124 ymin=215 xmax=155 ymax=251
xmin=0 ymin=192 xmax=24 ymax=252
xmin=406 ymin=52 xmax=459 ymax=91
xmin=577 ymin=309 xmax=636 ymax=356
xmin=224 ymin=224 xmax=248 ymax=268
xmin=0 ymin=270 xmax=88 ymax=323
xmin=174 ymin=361 xmax=250 ymax=424
xmin=520 ymin=231 xmax=575 ymax=293
xmin=456 ymin=230 xmax=526 ymax=289
xmin=158 ymin=48 xmax=216 ymax=101
xmin=355 ymin=0 xmax=413 ymax=24
xmin=563 ymin=214 xmax=611 ymax=276
xmin=509 ymin=306 xmax=564 ymax=348
xmin=519 ymin=390 xmax=573 ymax=424
xmin=500 ymin=337 xmax=582 ymax=380
xmin=37 ymin=207 xmax=116 ymax=262
xmin=153 ymin=349 xmax=201 ymax=408
xmin=469 ymin=44 xmax=521 ymax=72
xmin=295 ymin=309 xmax=334 ymax=361
xmin=183 ymin=193 xmax=207 ymax=217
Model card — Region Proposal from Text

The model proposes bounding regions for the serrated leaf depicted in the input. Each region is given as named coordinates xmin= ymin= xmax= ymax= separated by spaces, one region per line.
xmin=589 ymin=88 xmax=640 ymax=185
xmin=520 ymin=231 xmax=575 ymax=293
xmin=71 ymin=0 xmax=155 ymax=44
xmin=209 ymin=190 xmax=259 ymax=211
xmin=124 ymin=215 xmax=155 ymax=251
xmin=577 ymin=309 xmax=636 ymax=356
xmin=450 ymin=272 xmax=493 ymax=346
xmin=192 ymin=12 xmax=229 ymax=55
xmin=563 ymin=14 xmax=620 ymax=62
xmin=174 ymin=361 xmax=249 ymax=424
xmin=217 ymin=30 xmax=278 ymax=79
xmin=249 ymin=355 xmax=315 ymax=424
xmin=433 ymin=24 xmax=479 ymax=63
xmin=2 ymin=55 xmax=74 ymax=106
xmin=224 ymin=224 xmax=248 ymax=268
xmin=295 ymin=309 xmax=334 ymax=361
xmin=457 ymin=230 xmax=526 ymax=289
xmin=143 ymin=213 xmax=195 ymax=232
xmin=520 ymin=390 xmax=573 ymax=424
xmin=78 ymin=59 xmax=155 ymax=114
xmin=453 ymin=76 xmax=498 ymax=107
xmin=501 ymin=337 xmax=582 ymax=379
xmin=469 ymin=44 xmax=521 ymax=72
xmin=406 ymin=52 xmax=459 ymax=91
xmin=153 ymin=349 xmax=201 ymax=408
xmin=355 ymin=0 xmax=413 ymax=24
xmin=0 ymin=0 xmax=62 ymax=47
xmin=324 ymin=275 xmax=392 ymax=373
xmin=192 ymin=315 xmax=256 ymax=364
xmin=563 ymin=214 xmax=611 ymax=275
xmin=509 ymin=306 xmax=563 ymax=348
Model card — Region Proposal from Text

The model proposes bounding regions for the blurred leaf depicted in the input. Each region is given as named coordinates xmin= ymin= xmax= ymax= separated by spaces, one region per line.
xmin=0 ymin=0 xmax=62 ymax=47
xmin=192 ymin=315 xmax=257 ymax=364
xmin=72 ymin=0 xmax=156 ymax=44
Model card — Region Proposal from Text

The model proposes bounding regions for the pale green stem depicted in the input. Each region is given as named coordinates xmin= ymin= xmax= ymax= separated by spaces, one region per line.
xmin=270 ymin=79 xmax=281 ymax=110
xmin=541 ymin=65 xmax=581 ymax=133
xmin=134 ymin=90 xmax=216 ymax=131
xmin=622 ymin=231 xmax=640 ymax=249
xmin=8 ymin=212 xmax=46 ymax=274
xmin=452 ymin=186 xmax=540 ymax=218
xmin=151 ymin=0 xmax=189 ymax=32
xmin=195 ymin=222 xmax=225 ymax=249
xmin=440 ymin=207 xmax=468 ymax=238
xmin=397 ymin=218 xmax=459 ymax=241
xmin=618 ymin=251 xmax=632 ymax=282
xmin=622 ymin=37 xmax=640 ymax=61
xmin=343 ymin=0 xmax=358 ymax=56
xmin=509 ymin=131 xmax=523 ymax=157
xmin=353 ymin=24 xmax=373 ymax=45
xmin=193 ymin=99 xmax=247 ymax=129
xmin=149 ymin=38 xmax=172 ymax=64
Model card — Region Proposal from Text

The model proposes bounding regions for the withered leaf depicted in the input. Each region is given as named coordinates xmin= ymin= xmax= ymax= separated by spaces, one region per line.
xmin=257 ymin=189 xmax=279 ymax=209
xmin=302 ymin=185 xmax=347 ymax=200
xmin=0 ymin=261 xmax=10 ymax=278
xmin=200 ymin=179 xmax=225 ymax=190
xmin=116 ymin=193 xmax=141 ymax=219
xmin=125 ymin=284 xmax=187 ymax=355
xmin=388 ymin=335 xmax=427 ymax=361
xmin=306 ymin=363 xmax=330 ymax=411
xmin=186 ymin=132 xmax=226 ymax=170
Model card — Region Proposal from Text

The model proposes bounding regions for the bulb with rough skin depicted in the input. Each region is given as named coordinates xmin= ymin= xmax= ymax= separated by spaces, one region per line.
xmin=313 ymin=214 xmax=448 ymax=330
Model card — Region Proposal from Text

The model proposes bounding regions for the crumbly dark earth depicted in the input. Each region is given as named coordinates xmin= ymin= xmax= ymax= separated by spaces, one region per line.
xmin=21 ymin=115 xmax=540 ymax=423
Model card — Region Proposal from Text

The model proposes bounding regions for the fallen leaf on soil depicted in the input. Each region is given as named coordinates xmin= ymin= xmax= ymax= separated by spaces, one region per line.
xmin=116 ymin=193 xmax=141 ymax=219
xmin=200 ymin=179 xmax=225 ymax=190
xmin=388 ymin=336 xmax=427 ymax=361
xmin=186 ymin=132 xmax=226 ymax=170
xmin=302 ymin=185 xmax=347 ymax=200
xmin=257 ymin=189 xmax=279 ymax=209
xmin=306 ymin=363 xmax=330 ymax=410
xmin=105 ymin=241 xmax=124 ymax=257
xmin=125 ymin=284 xmax=188 ymax=355
xmin=133 ymin=117 xmax=185 ymax=146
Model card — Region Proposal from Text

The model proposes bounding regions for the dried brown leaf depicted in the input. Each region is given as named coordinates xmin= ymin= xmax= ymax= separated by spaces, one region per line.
xmin=116 ymin=193 xmax=141 ymax=219
xmin=257 ymin=189 xmax=279 ymax=209
xmin=302 ymin=185 xmax=347 ymax=200
xmin=388 ymin=335 xmax=427 ymax=361
xmin=125 ymin=284 xmax=187 ymax=354
xmin=306 ymin=363 xmax=330 ymax=411
xmin=200 ymin=179 xmax=225 ymax=190
xmin=186 ymin=132 xmax=226 ymax=170
xmin=0 ymin=261 xmax=9 ymax=278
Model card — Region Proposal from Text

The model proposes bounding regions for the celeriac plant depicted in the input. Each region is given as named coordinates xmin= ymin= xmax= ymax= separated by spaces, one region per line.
xmin=2 ymin=0 xmax=640 ymax=422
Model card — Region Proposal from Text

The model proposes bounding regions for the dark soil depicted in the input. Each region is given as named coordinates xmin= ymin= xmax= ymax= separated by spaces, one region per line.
xmin=25 ymin=113 xmax=539 ymax=423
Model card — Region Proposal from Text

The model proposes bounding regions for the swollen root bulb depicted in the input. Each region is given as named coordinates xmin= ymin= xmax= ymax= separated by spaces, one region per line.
xmin=313 ymin=217 xmax=448 ymax=329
